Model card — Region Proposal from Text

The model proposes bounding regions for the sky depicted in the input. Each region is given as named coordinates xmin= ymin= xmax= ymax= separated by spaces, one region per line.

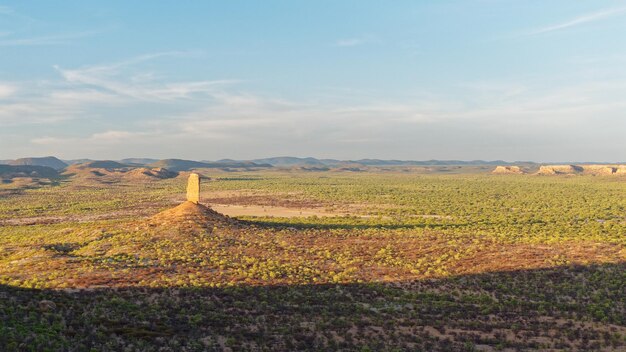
xmin=1 ymin=1 xmax=625 ymax=162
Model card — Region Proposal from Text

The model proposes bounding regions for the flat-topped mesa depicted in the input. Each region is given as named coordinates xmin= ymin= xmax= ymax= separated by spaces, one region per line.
xmin=492 ymin=166 xmax=525 ymax=174
xmin=186 ymin=173 xmax=200 ymax=204
xmin=536 ymin=165 xmax=583 ymax=175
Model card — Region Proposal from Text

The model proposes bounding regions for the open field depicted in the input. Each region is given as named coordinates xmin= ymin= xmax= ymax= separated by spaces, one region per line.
xmin=1 ymin=170 xmax=625 ymax=351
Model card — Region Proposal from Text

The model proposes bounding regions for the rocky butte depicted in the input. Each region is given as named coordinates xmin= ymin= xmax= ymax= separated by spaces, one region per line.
xmin=149 ymin=172 xmax=236 ymax=228
xmin=186 ymin=173 xmax=200 ymax=204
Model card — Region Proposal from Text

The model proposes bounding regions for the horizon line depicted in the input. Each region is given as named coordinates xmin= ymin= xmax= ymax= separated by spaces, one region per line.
xmin=1 ymin=155 xmax=625 ymax=165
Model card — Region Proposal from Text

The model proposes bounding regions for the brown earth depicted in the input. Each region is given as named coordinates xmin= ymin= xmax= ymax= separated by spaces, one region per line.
xmin=148 ymin=201 xmax=237 ymax=228
xmin=211 ymin=204 xmax=349 ymax=218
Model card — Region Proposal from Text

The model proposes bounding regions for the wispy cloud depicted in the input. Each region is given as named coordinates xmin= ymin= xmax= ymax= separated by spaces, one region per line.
xmin=0 ymin=100 xmax=81 ymax=125
xmin=0 ymin=52 xmax=238 ymax=126
xmin=526 ymin=6 xmax=626 ymax=35
xmin=0 ymin=86 xmax=121 ymax=125
xmin=90 ymin=130 xmax=148 ymax=142
xmin=54 ymin=52 xmax=235 ymax=101
xmin=32 ymin=130 xmax=151 ymax=145
xmin=0 ymin=30 xmax=105 ymax=46
xmin=0 ymin=83 xmax=17 ymax=98
xmin=20 ymin=74 xmax=626 ymax=160
xmin=65 ymin=51 xmax=198 ymax=73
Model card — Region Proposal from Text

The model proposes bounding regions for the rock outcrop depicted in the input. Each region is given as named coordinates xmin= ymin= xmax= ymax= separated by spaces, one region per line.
xmin=536 ymin=165 xmax=584 ymax=175
xmin=492 ymin=166 xmax=525 ymax=174
xmin=148 ymin=173 xmax=237 ymax=230
xmin=492 ymin=164 xmax=626 ymax=176
xmin=580 ymin=165 xmax=626 ymax=175
xmin=186 ymin=173 xmax=200 ymax=204
xmin=581 ymin=165 xmax=617 ymax=175
xmin=535 ymin=164 xmax=625 ymax=176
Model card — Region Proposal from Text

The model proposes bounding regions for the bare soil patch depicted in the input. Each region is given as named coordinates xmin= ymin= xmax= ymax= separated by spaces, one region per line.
xmin=211 ymin=204 xmax=348 ymax=218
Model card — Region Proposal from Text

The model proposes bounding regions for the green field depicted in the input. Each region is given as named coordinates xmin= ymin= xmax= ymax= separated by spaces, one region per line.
xmin=1 ymin=171 xmax=625 ymax=351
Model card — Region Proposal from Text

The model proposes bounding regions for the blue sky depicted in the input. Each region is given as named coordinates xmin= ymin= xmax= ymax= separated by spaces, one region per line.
xmin=1 ymin=1 xmax=625 ymax=162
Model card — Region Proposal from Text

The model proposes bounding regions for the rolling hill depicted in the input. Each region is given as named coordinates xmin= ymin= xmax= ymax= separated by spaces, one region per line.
xmin=4 ymin=156 xmax=67 ymax=170
xmin=72 ymin=160 xmax=130 ymax=169
xmin=119 ymin=158 xmax=160 ymax=165
xmin=0 ymin=165 xmax=60 ymax=179
xmin=245 ymin=157 xmax=537 ymax=167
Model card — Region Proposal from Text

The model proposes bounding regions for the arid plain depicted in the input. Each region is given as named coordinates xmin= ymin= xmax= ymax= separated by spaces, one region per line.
xmin=1 ymin=158 xmax=625 ymax=351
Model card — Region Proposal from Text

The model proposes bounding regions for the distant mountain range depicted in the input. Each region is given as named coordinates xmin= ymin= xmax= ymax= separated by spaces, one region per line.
xmin=120 ymin=158 xmax=160 ymax=166
xmin=148 ymin=159 xmax=271 ymax=172
xmin=2 ymin=156 xmax=623 ymax=171
xmin=0 ymin=156 xmax=68 ymax=170
xmin=243 ymin=157 xmax=329 ymax=167
xmin=0 ymin=157 xmax=270 ymax=172
xmin=73 ymin=160 xmax=130 ymax=169
xmin=236 ymin=157 xmax=536 ymax=167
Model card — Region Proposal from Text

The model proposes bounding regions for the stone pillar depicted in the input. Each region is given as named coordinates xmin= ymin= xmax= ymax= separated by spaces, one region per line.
xmin=186 ymin=173 xmax=200 ymax=204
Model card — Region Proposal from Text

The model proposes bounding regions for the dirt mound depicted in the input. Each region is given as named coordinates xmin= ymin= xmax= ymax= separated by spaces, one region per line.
xmin=536 ymin=165 xmax=584 ymax=175
xmin=149 ymin=201 xmax=236 ymax=229
xmin=492 ymin=166 xmax=526 ymax=174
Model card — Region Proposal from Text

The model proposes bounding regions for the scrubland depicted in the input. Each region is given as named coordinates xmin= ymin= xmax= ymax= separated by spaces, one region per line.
xmin=0 ymin=170 xmax=625 ymax=351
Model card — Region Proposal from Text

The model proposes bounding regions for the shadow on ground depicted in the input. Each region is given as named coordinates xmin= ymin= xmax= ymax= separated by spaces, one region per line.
xmin=1 ymin=262 xmax=625 ymax=351
xmin=240 ymin=218 xmax=471 ymax=230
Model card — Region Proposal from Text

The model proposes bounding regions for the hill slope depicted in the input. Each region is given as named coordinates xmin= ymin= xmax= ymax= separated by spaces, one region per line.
xmin=73 ymin=160 xmax=130 ymax=169
xmin=6 ymin=156 xmax=67 ymax=170
xmin=119 ymin=158 xmax=159 ymax=165
xmin=0 ymin=165 xmax=59 ymax=179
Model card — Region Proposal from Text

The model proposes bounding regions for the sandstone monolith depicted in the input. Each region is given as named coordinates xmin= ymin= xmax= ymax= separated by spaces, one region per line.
xmin=187 ymin=173 xmax=200 ymax=204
